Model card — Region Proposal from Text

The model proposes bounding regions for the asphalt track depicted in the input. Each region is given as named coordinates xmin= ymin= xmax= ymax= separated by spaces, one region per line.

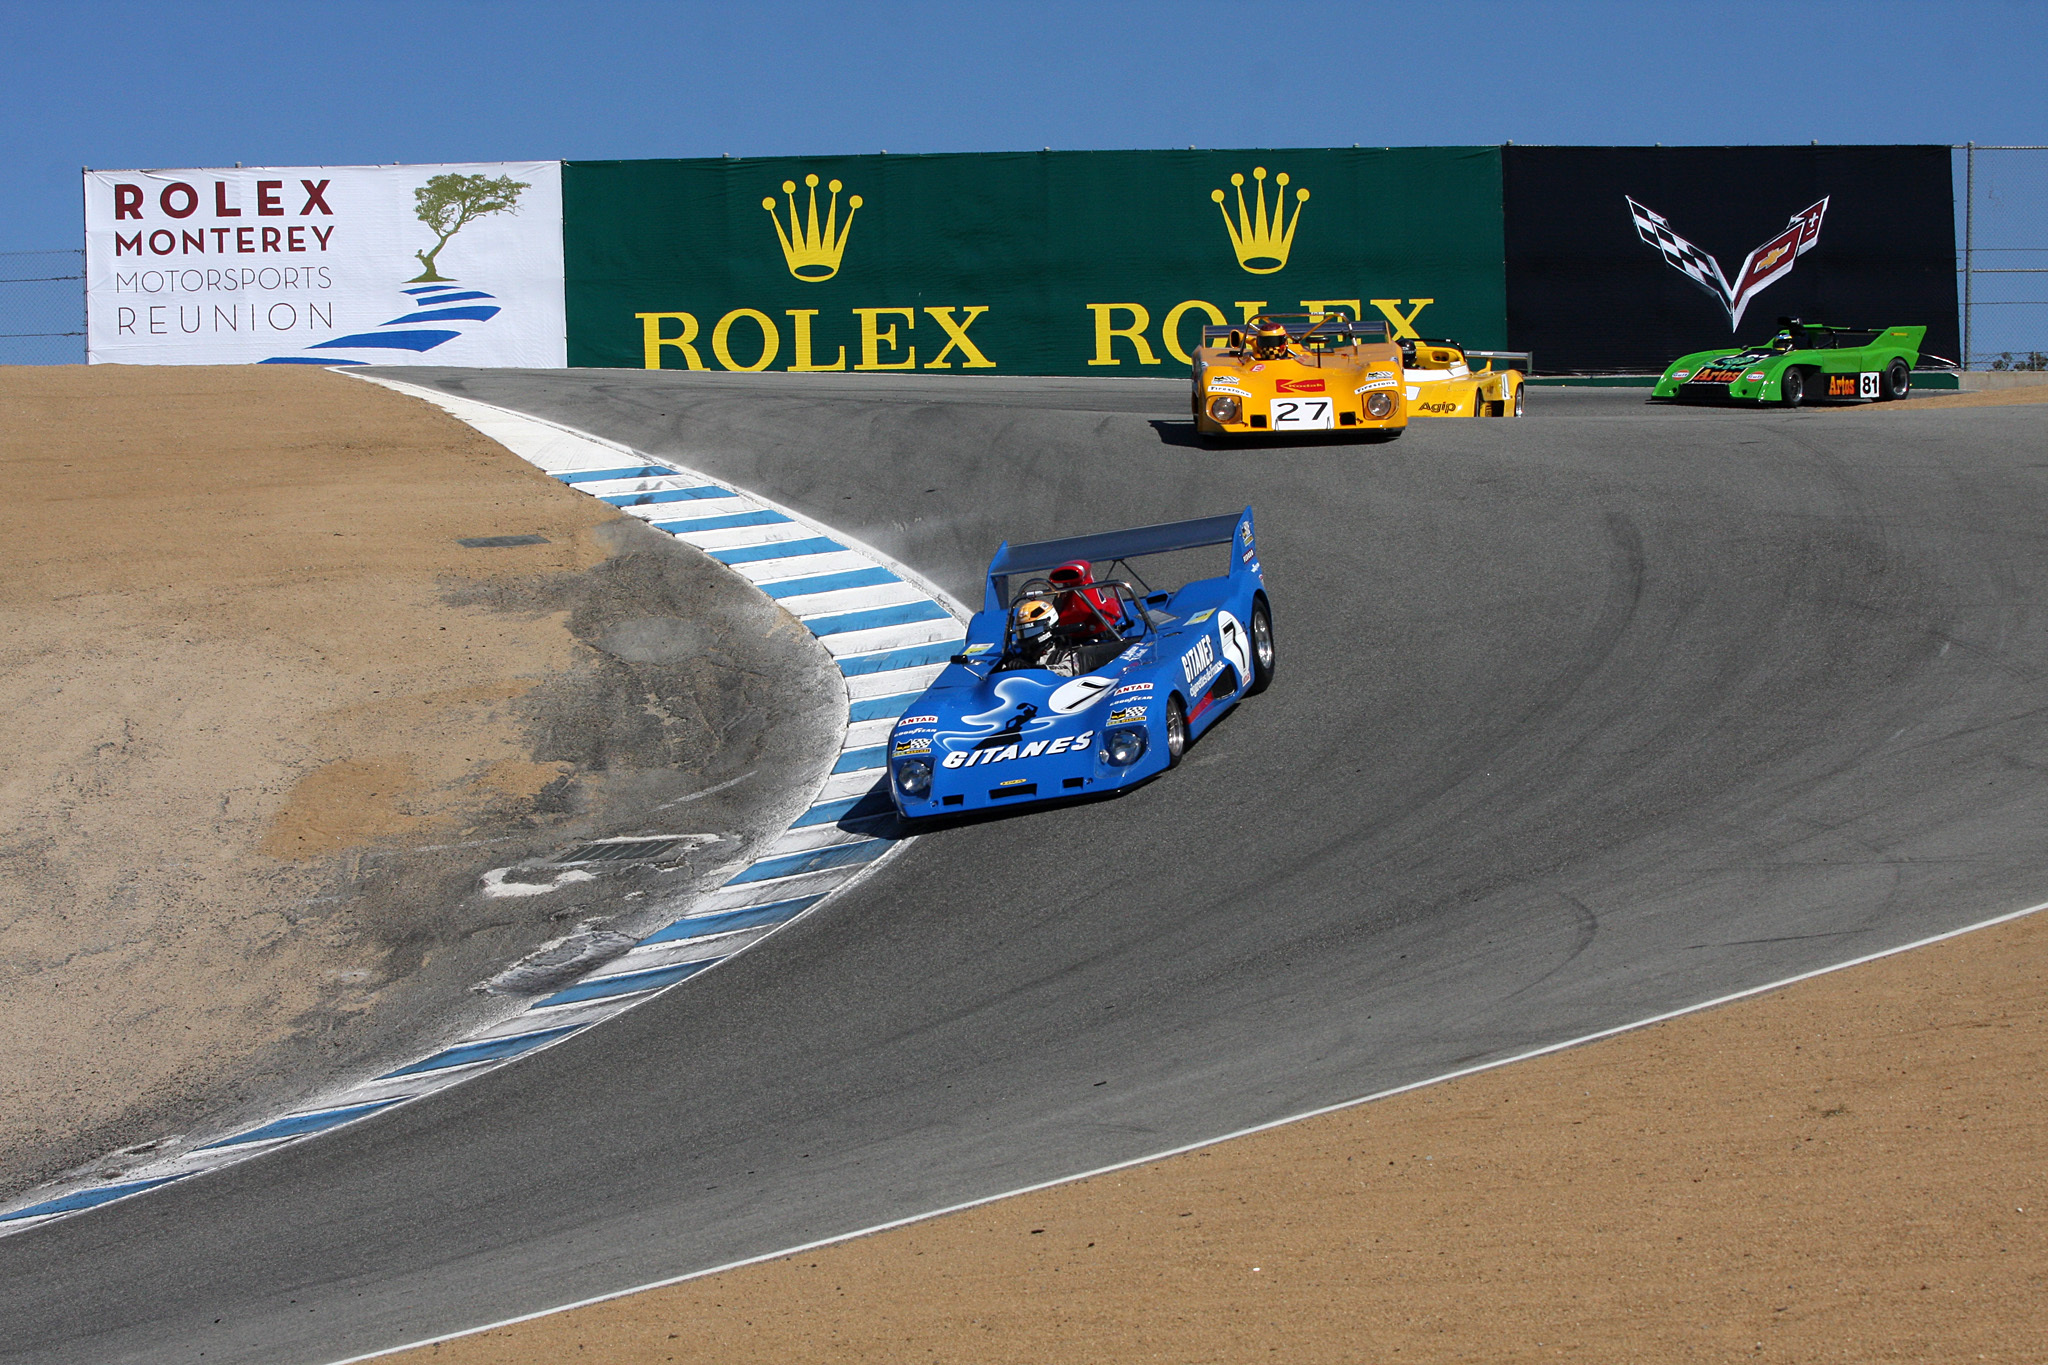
xmin=7 ymin=376 xmax=2048 ymax=1364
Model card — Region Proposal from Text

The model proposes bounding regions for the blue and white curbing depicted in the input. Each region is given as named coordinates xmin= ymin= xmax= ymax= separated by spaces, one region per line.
xmin=0 ymin=379 xmax=965 ymax=1236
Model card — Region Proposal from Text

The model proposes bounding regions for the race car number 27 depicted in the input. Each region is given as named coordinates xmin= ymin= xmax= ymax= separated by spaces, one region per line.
xmin=1271 ymin=397 xmax=1333 ymax=430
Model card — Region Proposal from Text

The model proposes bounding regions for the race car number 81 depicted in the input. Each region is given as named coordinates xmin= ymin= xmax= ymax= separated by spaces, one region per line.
xmin=1271 ymin=397 xmax=1333 ymax=430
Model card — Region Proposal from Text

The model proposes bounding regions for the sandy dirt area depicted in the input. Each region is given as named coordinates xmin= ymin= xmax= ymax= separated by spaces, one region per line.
xmin=0 ymin=365 xmax=841 ymax=1198
xmin=405 ymin=905 xmax=2046 ymax=1365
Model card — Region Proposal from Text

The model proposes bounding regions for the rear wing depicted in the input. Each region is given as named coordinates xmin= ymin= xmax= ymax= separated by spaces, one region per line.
xmin=1202 ymin=315 xmax=1391 ymax=349
xmin=984 ymin=508 xmax=1256 ymax=612
xmin=1774 ymin=318 xmax=1927 ymax=352
xmin=1462 ymin=349 xmax=1533 ymax=372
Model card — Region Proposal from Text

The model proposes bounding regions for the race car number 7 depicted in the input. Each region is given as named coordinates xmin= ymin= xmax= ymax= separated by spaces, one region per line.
xmin=1271 ymin=397 xmax=1333 ymax=430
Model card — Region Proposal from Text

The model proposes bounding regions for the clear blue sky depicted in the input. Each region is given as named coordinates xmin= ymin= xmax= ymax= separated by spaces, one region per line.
xmin=3 ymin=0 xmax=2042 ymax=252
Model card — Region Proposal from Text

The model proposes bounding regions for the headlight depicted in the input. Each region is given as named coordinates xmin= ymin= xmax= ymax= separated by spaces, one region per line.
xmin=1365 ymin=391 xmax=1395 ymax=419
xmin=1102 ymin=728 xmax=1148 ymax=766
xmin=894 ymin=759 xmax=932 ymax=797
xmin=1208 ymin=394 xmax=1242 ymax=423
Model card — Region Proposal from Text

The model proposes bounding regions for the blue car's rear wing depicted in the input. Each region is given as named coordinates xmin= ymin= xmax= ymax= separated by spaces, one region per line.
xmin=984 ymin=508 xmax=1255 ymax=611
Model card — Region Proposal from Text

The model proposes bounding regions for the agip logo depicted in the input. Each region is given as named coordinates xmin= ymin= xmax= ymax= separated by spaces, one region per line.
xmin=1211 ymin=166 xmax=1308 ymax=274
xmin=762 ymin=173 xmax=862 ymax=282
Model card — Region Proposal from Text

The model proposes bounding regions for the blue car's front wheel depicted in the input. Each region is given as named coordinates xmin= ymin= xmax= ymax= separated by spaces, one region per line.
xmin=1165 ymin=695 xmax=1188 ymax=769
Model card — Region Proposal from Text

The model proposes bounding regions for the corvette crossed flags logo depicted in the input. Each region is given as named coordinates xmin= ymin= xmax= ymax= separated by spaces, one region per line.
xmin=1627 ymin=195 xmax=1830 ymax=331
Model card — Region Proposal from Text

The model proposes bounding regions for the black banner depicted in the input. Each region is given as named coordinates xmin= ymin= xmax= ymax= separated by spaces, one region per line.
xmin=1504 ymin=146 xmax=1958 ymax=373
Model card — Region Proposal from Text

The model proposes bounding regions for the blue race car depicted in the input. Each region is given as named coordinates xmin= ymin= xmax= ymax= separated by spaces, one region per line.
xmin=887 ymin=509 xmax=1272 ymax=819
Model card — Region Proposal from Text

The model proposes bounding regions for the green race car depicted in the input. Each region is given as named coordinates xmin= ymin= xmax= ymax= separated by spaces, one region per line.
xmin=1653 ymin=320 xmax=1925 ymax=405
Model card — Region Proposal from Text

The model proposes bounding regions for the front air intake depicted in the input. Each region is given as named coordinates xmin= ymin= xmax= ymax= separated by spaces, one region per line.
xmin=989 ymin=783 xmax=1039 ymax=799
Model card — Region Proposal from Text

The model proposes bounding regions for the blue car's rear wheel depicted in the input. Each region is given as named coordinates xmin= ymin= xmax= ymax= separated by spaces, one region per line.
xmin=1165 ymin=695 xmax=1187 ymax=769
xmin=1246 ymin=596 xmax=1275 ymax=695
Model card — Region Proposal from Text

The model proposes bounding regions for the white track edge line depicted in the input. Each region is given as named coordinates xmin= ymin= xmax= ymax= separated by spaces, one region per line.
xmin=324 ymin=894 xmax=2048 ymax=1365
xmin=362 ymin=375 xmax=974 ymax=624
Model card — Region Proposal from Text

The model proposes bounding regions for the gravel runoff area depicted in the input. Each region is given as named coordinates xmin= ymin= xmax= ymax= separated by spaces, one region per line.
xmin=394 ymin=903 xmax=2047 ymax=1365
xmin=0 ymin=365 xmax=842 ymax=1200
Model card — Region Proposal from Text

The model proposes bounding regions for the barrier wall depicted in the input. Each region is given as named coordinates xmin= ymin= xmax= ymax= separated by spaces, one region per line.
xmin=562 ymin=148 xmax=1507 ymax=375
xmin=84 ymin=162 xmax=566 ymax=366
xmin=1503 ymin=145 xmax=1959 ymax=373
xmin=82 ymin=147 xmax=1960 ymax=375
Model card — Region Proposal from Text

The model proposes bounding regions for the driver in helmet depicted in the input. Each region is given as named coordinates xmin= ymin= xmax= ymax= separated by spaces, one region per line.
xmin=1249 ymin=315 xmax=1293 ymax=362
xmin=1009 ymin=598 xmax=1060 ymax=668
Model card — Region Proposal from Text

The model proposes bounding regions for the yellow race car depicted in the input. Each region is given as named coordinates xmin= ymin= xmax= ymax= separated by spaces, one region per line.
xmin=1401 ymin=338 xmax=1530 ymax=418
xmin=1192 ymin=314 xmax=1407 ymax=440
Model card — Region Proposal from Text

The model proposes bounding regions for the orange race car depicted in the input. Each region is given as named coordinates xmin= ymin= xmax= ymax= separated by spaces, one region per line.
xmin=1191 ymin=314 xmax=1406 ymax=441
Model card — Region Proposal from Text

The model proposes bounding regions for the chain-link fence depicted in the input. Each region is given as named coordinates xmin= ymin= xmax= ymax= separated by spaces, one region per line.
xmin=0 ymin=249 xmax=85 ymax=365
xmin=1958 ymin=145 xmax=2048 ymax=371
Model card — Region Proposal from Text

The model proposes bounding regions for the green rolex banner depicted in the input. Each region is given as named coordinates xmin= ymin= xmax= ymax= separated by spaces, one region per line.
xmin=562 ymin=147 xmax=1505 ymax=376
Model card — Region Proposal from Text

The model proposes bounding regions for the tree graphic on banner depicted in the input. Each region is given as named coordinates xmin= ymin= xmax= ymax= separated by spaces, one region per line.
xmin=409 ymin=172 xmax=528 ymax=282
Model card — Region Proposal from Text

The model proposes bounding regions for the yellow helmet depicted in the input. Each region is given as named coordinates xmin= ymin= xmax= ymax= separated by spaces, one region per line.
xmin=1016 ymin=598 xmax=1056 ymax=644
xmin=1250 ymin=316 xmax=1291 ymax=360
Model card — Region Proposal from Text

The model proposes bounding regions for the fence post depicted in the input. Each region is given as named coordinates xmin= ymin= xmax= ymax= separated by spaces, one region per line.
xmin=1963 ymin=141 xmax=1974 ymax=370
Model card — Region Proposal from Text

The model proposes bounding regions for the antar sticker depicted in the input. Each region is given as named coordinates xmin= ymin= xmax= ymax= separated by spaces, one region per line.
xmin=1627 ymin=195 xmax=1829 ymax=330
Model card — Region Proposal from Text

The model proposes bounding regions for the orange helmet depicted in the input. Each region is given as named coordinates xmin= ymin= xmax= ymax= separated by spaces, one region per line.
xmin=1250 ymin=316 xmax=1291 ymax=360
xmin=1015 ymin=599 xmax=1057 ymax=644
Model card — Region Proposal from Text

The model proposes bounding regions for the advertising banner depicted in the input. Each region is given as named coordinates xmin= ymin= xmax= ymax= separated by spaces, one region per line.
xmin=85 ymin=162 xmax=565 ymax=367
xmin=1503 ymin=145 xmax=1958 ymax=373
xmin=562 ymin=148 xmax=1505 ymax=376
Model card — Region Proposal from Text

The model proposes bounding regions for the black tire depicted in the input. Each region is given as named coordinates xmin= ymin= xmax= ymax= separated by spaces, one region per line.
xmin=1880 ymin=357 xmax=1911 ymax=401
xmin=1512 ymin=382 xmax=1525 ymax=417
xmin=1246 ymin=596 xmax=1275 ymax=695
xmin=1780 ymin=367 xmax=1807 ymax=407
xmin=1164 ymin=695 xmax=1188 ymax=769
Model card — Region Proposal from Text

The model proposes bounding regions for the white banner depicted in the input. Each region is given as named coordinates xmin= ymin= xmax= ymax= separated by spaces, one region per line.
xmin=85 ymin=162 xmax=564 ymax=367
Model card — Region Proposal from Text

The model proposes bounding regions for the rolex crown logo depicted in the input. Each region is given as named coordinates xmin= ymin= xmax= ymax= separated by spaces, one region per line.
xmin=762 ymin=173 xmax=862 ymax=282
xmin=1211 ymin=167 xmax=1308 ymax=275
